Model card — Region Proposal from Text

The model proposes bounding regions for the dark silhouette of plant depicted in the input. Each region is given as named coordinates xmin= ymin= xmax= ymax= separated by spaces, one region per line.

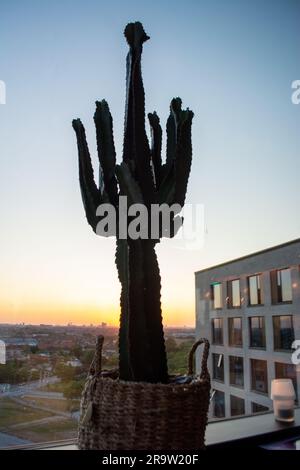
xmin=72 ymin=22 xmax=193 ymax=383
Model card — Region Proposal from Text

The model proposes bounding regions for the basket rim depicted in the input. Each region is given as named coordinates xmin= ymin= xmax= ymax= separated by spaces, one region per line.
xmin=88 ymin=371 xmax=211 ymax=389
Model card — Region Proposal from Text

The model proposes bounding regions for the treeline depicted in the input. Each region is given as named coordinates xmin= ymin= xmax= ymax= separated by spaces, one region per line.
xmin=0 ymin=360 xmax=40 ymax=384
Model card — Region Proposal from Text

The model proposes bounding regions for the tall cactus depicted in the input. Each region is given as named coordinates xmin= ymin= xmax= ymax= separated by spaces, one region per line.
xmin=72 ymin=22 xmax=193 ymax=383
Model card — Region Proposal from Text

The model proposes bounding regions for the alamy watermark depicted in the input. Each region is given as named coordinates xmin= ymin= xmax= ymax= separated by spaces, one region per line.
xmin=291 ymin=80 xmax=300 ymax=105
xmin=292 ymin=340 xmax=300 ymax=365
xmin=0 ymin=80 xmax=6 ymax=104
xmin=95 ymin=196 xmax=205 ymax=250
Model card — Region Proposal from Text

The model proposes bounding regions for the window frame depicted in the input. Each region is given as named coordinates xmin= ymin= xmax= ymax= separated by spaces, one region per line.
xmin=212 ymin=352 xmax=224 ymax=382
xmin=229 ymin=355 xmax=244 ymax=388
xmin=212 ymin=318 xmax=224 ymax=345
xmin=247 ymin=273 xmax=263 ymax=306
xmin=250 ymin=358 xmax=268 ymax=395
xmin=210 ymin=282 xmax=223 ymax=310
xmin=212 ymin=389 xmax=226 ymax=419
xmin=227 ymin=278 xmax=241 ymax=309
xmin=272 ymin=314 xmax=295 ymax=352
xmin=270 ymin=268 xmax=293 ymax=305
xmin=249 ymin=316 xmax=266 ymax=350
xmin=230 ymin=394 xmax=245 ymax=417
xmin=228 ymin=317 xmax=243 ymax=347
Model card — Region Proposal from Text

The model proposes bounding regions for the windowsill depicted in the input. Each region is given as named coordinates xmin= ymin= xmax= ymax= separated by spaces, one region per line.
xmin=271 ymin=301 xmax=293 ymax=305
xmin=250 ymin=389 xmax=268 ymax=396
xmin=4 ymin=409 xmax=300 ymax=450
xmin=206 ymin=407 xmax=300 ymax=448
xmin=274 ymin=349 xmax=293 ymax=353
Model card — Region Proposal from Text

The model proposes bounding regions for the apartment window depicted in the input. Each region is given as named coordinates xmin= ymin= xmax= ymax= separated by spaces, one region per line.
xmin=211 ymin=282 xmax=222 ymax=309
xmin=228 ymin=317 xmax=243 ymax=347
xmin=213 ymin=390 xmax=225 ymax=418
xmin=212 ymin=318 xmax=223 ymax=345
xmin=270 ymin=268 xmax=292 ymax=304
xmin=227 ymin=279 xmax=241 ymax=308
xmin=230 ymin=395 xmax=245 ymax=416
xmin=249 ymin=316 xmax=266 ymax=349
xmin=252 ymin=402 xmax=269 ymax=414
xmin=212 ymin=353 xmax=224 ymax=382
xmin=275 ymin=362 xmax=298 ymax=401
xmin=251 ymin=359 xmax=268 ymax=394
xmin=248 ymin=274 xmax=263 ymax=305
xmin=273 ymin=315 xmax=294 ymax=351
xmin=229 ymin=355 xmax=244 ymax=387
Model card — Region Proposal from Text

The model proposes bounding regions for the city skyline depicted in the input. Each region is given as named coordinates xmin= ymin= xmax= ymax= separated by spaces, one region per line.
xmin=0 ymin=0 xmax=299 ymax=326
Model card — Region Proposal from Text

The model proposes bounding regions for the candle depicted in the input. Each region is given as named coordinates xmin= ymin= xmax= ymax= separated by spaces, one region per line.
xmin=271 ymin=379 xmax=296 ymax=423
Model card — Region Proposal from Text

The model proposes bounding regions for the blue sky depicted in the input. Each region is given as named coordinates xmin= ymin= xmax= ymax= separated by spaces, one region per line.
xmin=0 ymin=0 xmax=299 ymax=325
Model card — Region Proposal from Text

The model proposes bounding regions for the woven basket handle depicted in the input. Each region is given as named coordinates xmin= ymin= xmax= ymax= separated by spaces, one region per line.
xmin=89 ymin=335 xmax=104 ymax=375
xmin=188 ymin=338 xmax=210 ymax=379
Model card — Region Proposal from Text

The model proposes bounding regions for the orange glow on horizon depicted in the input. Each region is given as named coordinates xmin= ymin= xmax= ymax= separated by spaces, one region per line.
xmin=0 ymin=300 xmax=195 ymax=328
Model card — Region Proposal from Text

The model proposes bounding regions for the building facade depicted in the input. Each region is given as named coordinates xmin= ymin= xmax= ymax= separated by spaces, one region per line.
xmin=195 ymin=239 xmax=300 ymax=419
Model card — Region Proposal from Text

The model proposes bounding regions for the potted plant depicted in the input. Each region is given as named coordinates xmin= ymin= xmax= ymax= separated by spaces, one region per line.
xmin=72 ymin=21 xmax=210 ymax=451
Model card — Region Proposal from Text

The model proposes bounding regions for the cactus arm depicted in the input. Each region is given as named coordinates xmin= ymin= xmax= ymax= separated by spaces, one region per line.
xmin=115 ymin=162 xmax=144 ymax=206
xmin=166 ymin=105 xmax=177 ymax=166
xmin=94 ymin=100 xmax=118 ymax=207
xmin=157 ymin=98 xmax=179 ymax=205
xmin=158 ymin=98 xmax=194 ymax=208
xmin=72 ymin=119 xmax=102 ymax=232
xmin=148 ymin=112 xmax=162 ymax=189
xmin=174 ymin=108 xmax=194 ymax=206
xmin=123 ymin=22 xmax=156 ymax=206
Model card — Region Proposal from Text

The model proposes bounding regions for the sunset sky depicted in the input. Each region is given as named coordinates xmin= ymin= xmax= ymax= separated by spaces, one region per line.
xmin=0 ymin=0 xmax=299 ymax=326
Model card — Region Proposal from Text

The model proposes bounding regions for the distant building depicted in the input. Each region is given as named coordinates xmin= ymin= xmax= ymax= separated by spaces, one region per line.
xmin=66 ymin=358 xmax=82 ymax=368
xmin=1 ymin=338 xmax=37 ymax=347
xmin=195 ymin=238 xmax=300 ymax=419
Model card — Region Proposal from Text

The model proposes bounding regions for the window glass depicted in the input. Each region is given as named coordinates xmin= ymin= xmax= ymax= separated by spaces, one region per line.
xmin=228 ymin=317 xmax=243 ymax=347
xmin=279 ymin=268 xmax=292 ymax=302
xmin=248 ymin=274 xmax=262 ymax=305
xmin=231 ymin=279 xmax=241 ymax=307
xmin=212 ymin=353 xmax=224 ymax=382
xmin=251 ymin=359 xmax=268 ymax=394
xmin=273 ymin=315 xmax=294 ymax=350
xmin=230 ymin=395 xmax=245 ymax=416
xmin=271 ymin=268 xmax=292 ymax=303
xmin=229 ymin=356 xmax=244 ymax=387
xmin=249 ymin=316 xmax=266 ymax=349
xmin=212 ymin=318 xmax=223 ymax=345
xmin=213 ymin=390 xmax=225 ymax=418
xmin=252 ymin=402 xmax=269 ymax=414
xmin=211 ymin=282 xmax=222 ymax=309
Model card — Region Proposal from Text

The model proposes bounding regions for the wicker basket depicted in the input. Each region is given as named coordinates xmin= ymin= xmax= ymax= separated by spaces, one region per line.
xmin=78 ymin=336 xmax=210 ymax=450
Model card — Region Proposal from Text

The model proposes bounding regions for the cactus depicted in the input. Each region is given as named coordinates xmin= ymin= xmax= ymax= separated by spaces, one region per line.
xmin=72 ymin=22 xmax=193 ymax=383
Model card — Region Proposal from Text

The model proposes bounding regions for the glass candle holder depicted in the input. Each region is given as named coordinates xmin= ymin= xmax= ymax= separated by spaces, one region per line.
xmin=271 ymin=379 xmax=295 ymax=423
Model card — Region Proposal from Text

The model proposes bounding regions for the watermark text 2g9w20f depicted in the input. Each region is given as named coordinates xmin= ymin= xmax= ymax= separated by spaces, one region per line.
xmin=0 ymin=80 xmax=6 ymax=104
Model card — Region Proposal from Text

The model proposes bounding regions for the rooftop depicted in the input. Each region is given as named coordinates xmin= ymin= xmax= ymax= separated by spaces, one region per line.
xmin=195 ymin=237 xmax=300 ymax=275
